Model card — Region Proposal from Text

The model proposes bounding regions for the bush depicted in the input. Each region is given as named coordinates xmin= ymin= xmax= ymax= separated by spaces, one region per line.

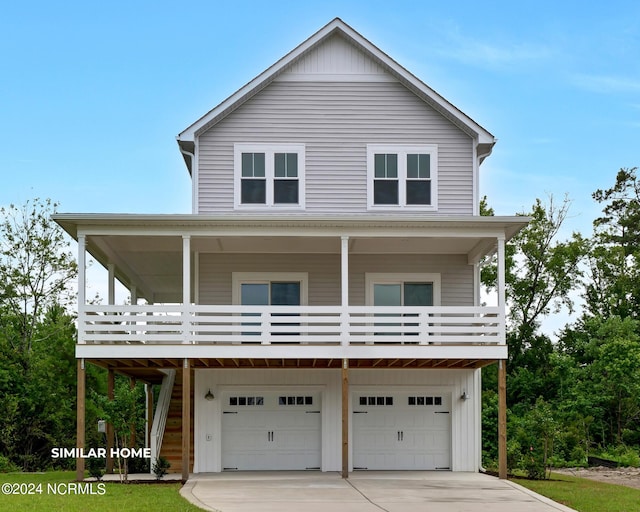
xmin=87 ymin=458 xmax=105 ymax=481
xmin=152 ymin=457 xmax=171 ymax=480
xmin=598 ymin=446 xmax=640 ymax=467
xmin=0 ymin=455 xmax=18 ymax=473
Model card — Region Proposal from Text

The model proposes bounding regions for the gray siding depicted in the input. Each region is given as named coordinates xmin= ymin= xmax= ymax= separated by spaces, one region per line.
xmin=198 ymin=253 xmax=472 ymax=306
xmin=197 ymin=80 xmax=474 ymax=215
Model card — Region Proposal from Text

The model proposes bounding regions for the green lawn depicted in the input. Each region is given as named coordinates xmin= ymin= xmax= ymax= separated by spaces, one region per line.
xmin=514 ymin=472 xmax=640 ymax=512
xmin=0 ymin=472 xmax=204 ymax=512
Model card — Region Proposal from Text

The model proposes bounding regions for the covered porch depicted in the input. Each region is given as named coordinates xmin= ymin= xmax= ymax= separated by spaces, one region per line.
xmin=55 ymin=213 xmax=525 ymax=482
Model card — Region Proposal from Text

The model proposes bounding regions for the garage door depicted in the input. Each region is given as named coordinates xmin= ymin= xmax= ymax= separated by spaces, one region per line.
xmin=221 ymin=391 xmax=321 ymax=470
xmin=353 ymin=391 xmax=451 ymax=470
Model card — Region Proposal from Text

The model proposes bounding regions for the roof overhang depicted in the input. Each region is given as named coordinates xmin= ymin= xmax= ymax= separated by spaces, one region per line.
xmin=176 ymin=18 xmax=496 ymax=174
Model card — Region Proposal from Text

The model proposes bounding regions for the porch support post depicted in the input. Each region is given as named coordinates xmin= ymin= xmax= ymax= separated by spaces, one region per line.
xmin=497 ymin=234 xmax=508 ymax=479
xmin=498 ymin=359 xmax=507 ymax=479
xmin=78 ymin=235 xmax=86 ymax=310
xmin=107 ymin=263 xmax=115 ymax=305
xmin=106 ymin=369 xmax=115 ymax=473
xmin=129 ymin=378 xmax=137 ymax=448
xmin=146 ymin=384 xmax=153 ymax=451
xmin=497 ymin=235 xmax=506 ymax=341
xmin=182 ymin=358 xmax=191 ymax=483
xmin=340 ymin=236 xmax=349 ymax=346
xmin=182 ymin=236 xmax=191 ymax=344
xmin=76 ymin=358 xmax=86 ymax=481
xmin=341 ymin=358 xmax=349 ymax=478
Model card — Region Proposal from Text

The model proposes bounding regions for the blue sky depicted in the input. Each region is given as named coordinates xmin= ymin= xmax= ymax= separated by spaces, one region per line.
xmin=1 ymin=0 xmax=639 ymax=236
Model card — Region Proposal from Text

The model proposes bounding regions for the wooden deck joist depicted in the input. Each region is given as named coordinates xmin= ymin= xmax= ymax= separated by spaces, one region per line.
xmin=83 ymin=357 xmax=497 ymax=382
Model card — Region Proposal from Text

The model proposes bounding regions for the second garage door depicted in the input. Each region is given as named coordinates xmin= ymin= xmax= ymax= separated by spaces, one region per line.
xmin=353 ymin=391 xmax=451 ymax=470
xmin=221 ymin=391 xmax=321 ymax=471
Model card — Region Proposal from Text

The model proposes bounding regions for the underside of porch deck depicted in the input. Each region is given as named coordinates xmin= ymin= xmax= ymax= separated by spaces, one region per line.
xmin=87 ymin=356 xmax=499 ymax=384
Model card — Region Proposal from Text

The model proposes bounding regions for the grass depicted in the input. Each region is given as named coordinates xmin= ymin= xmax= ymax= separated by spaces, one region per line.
xmin=514 ymin=472 xmax=640 ymax=512
xmin=0 ymin=471 xmax=204 ymax=512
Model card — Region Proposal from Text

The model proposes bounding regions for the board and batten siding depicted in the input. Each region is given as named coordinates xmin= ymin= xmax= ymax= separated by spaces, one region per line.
xmin=197 ymin=253 xmax=472 ymax=306
xmin=197 ymin=80 xmax=474 ymax=215
xmin=193 ymin=367 xmax=479 ymax=473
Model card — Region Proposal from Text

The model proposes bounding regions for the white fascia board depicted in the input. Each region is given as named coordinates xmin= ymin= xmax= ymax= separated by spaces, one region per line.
xmin=54 ymin=213 xmax=530 ymax=240
xmin=76 ymin=344 xmax=507 ymax=361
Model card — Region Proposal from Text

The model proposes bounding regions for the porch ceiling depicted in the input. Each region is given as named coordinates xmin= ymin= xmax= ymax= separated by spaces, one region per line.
xmin=54 ymin=213 xmax=528 ymax=303
xmin=88 ymin=357 xmax=497 ymax=383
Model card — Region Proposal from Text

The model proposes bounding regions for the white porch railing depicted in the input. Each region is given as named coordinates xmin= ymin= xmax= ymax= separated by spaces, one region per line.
xmin=79 ymin=305 xmax=504 ymax=346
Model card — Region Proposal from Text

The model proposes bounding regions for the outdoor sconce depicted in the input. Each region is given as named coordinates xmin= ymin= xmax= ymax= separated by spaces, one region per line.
xmin=204 ymin=389 xmax=215 ymax=401
xmin=460 ymin=391 xmax=470 ymax=401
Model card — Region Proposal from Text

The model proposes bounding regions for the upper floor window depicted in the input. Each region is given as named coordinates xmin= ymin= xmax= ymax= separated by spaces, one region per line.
xmin=367 ymin=144 xmax=437 ymax=210
xmin=234 ymin=144 xmax=305 ymax=209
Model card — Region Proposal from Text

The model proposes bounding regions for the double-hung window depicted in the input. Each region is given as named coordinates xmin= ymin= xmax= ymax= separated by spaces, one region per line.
xmin=367 ymin=144 xmax=437 ymax=210
xmin=234 ymin=144 xmax=305 ymax=209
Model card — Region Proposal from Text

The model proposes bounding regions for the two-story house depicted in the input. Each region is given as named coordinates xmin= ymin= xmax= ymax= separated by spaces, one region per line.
xmin=55 ymin=18 xmax=526 ymax=482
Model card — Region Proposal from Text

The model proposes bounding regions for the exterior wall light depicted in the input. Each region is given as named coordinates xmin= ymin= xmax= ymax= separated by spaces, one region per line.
xmin=204 ymin=389 xmax=215 ymax=401
xmin=460 ymin=391 xmax=470 ymax=401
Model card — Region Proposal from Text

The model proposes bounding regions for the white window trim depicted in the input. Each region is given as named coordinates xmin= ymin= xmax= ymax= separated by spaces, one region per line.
xmin=234 ymin=143 xmax=306 ymax=210
xmin=365 ymin=273 xmax=441 ymax=306
xmin=232 ymin=272 xmax=309 ymax=305
xmin=366 ymin=144 xmax=438 ymax=211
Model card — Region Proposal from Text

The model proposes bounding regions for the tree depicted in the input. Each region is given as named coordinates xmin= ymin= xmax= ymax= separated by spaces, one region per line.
xmin=483 ymin=195 xmax=587 ymax=371
xmin=0 ymin=199 xmax=79 ymax=470
xmin=94 ymin=380 xmax=146 ymax=482
xmin=0 ymin=198 xmax=77 ymax=354
xmin=587 ymin=167 xmax=640 ymax=319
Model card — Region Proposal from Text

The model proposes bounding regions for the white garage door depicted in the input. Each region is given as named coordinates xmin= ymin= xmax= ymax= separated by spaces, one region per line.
xmin=353 ymin=391 xmax=451 ymax=470
xmin=221 ymin=391 xmax=321 ymax=471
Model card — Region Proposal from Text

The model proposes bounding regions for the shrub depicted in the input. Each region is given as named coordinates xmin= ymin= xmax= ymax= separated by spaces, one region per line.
xmin=87 ymin=458 xmax=105 ymax=481
xmin=0 ymin=455 xmax=18 ymax=473
xmin=152 ymin=457 xmax=171 ymax=480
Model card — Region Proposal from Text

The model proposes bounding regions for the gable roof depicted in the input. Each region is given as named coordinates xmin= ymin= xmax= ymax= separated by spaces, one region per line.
xmin=176 ymin=18 xmax=496 ymax=173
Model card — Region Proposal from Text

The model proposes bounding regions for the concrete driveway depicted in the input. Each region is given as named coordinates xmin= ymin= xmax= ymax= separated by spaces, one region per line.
xmin=180 ymin=471 xmax=576 ymax=512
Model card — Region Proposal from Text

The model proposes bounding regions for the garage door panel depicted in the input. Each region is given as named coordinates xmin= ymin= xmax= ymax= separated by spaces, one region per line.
xmin=221 ymin=391 xmax=321 ymax=471
xmin=353 ymin=391 xmax=451 ymax=471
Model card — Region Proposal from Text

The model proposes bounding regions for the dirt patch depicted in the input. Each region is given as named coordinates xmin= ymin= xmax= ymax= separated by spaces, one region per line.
xmin=554 ymin=467 xmax=640 ymax=490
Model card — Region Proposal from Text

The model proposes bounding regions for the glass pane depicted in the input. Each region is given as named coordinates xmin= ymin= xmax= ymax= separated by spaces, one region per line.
xmin=374 ymin=180 xmax=398 ymax=204
xmin=253 ymin=153 xmax=265 ymax=177
xmin=407 ymin=154 xmax=430 ymax=179
xmin=271 ymin=282 xmax=300 ymax=305
xmin=407 ymin=154 xmax=418 ymax=179
xmin=274 ymin=179 xmax=299 ymax=204
xmin=406 ymin=180 xmax=430 ymax=205
xmin=241 ymin=283 xmax=269 ymax=305
xmin=275 ymin=153 xmax=285 ymax=177
xmin=374 ymin=154 xmax=386 ymax=178
xmin=241 ymin=153 xmax=265 ymax=177
xmin=274 ymin=153 xmax=298 ymax=178
xmin=374 ymin=284 xmax=401 ymax=306
xmin=241 ymin=179 xmax=266 ymax=204
xmin=241 ymin=153 xmax=253 ymax=177
xmin=404 ymin=283 xmax=433 ymax=306
xmin=419 ymin=154 xmax=430 ymax=178
xmin=374 ymin=154 xmax=398 ymax=178
xmin=386 ymin=154 xmax=397 ymax=178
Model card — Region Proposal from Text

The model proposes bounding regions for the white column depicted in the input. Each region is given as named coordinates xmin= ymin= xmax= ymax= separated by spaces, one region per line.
xmin=497 ymin=235 xmax=506 ymax=342
xmin=183 ymin=236 xmax=192 ymax=344
xmin=340 ymin=236 xmax=349 ymax=346
xmin=107 ymin=263 xmax=115 ymax=305
xmin=77 ymin=235 xmax=86 ymax=308
xmin=77 ymin=235 xmax=86 ymax=345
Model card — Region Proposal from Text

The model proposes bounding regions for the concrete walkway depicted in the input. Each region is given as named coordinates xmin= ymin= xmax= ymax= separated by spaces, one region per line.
xmin=180 ymin=471 xmax=576 ymax=512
